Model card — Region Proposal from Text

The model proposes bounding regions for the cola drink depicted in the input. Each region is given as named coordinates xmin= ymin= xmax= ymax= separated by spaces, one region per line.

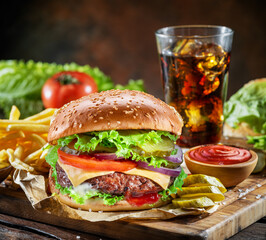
xmin=160 ymin=40 xmax=231 ymax=147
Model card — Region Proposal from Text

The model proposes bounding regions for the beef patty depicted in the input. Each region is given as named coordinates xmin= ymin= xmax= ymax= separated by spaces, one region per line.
xmin=55 ymin=162 xmax=173 ymax=197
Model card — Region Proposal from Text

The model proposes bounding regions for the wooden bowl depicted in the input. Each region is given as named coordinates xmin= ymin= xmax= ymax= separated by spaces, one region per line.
xmin=184 ymin=146 xmax=258 ymax=187
xmin=0 ymin=165 xmax=12 ymax=183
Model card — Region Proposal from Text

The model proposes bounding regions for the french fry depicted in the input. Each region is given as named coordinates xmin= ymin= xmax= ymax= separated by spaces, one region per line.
xmin=9 ymin=105 xmax=20 ymax=120
xmin=24 ymin=148 xmax=43 ymax=163
xmin=0 ymin=120 xmax=50 ymax=128
xmin=0 ymin=149 xmax=8 ymax=160
xmin=24 ymin=108 xmax=56 ymax=121
xmin=6 ymin=124 xmax=50 ymax=133
xmin=0 ymin=162 xmax=9 ymax=168
xmin=29 ymin=134 xmax=47 ymax=146
xmin=6 ymin=149 xmax=34 ymax=172
xmin=35 ymin=116 xmax=52 ymax=125
xmin=14 ymin=145 xmax=24 ymax=159
xmin=0 ymin=131 xmax=25 ymax=141
xmin=40 ymin=148 xmax=49 ymax=160
xmin=0 ymin=105 xmax=54 ymax=176
xmin=0 ymin=150 xmax=10 ymax=169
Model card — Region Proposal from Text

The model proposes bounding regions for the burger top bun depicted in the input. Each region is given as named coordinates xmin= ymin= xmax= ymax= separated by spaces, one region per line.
xmin=48 ymin=90 xmax=183 ymax=143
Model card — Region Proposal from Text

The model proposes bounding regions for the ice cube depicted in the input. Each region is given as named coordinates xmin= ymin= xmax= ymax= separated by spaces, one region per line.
xmin=199 ymin=75 xmax=220 ymax=95
xmin=173 ymin=39 xmax=203 ymax=55
xmin=196 ymin=43 xmax=228 ymax=75
xmin=185 ymin=100 xmax=207 ymax=132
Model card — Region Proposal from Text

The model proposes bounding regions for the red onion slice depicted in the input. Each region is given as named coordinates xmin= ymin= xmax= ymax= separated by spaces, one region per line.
xmin=89 ymin=152 xmax=125 ymax=160
xmin=61 ymin=146 xmax=80 ymax=155
xmin=135 ymin=161 xmax=182 ymax=177
xmin=164 ymin=145 xmax=183 ymax=164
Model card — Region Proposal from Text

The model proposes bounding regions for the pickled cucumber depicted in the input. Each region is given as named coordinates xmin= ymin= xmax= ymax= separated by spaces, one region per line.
xmin=177 ymin=186 xmax=223 ymax=195
xmin=181 ymin=193 xmax=225 ymax=202
xmin=183 ymin=174 xmax=227 ymax=193
xmin=139 ymin=136 xmax=174 ymax=156
xmin=176 ymin=186 xmax=224 ymax=202
xmin=172 ymin=197 xmax=215 ymax=208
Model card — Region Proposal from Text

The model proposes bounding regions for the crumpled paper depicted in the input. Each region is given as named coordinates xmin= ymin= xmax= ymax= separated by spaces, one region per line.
xmin=13 ymin=169 xmax=218 ymax=222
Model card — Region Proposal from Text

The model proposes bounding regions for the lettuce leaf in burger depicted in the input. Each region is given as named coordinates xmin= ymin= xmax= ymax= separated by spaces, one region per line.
xmin=45 ymin=90 xmax=186 ymax=211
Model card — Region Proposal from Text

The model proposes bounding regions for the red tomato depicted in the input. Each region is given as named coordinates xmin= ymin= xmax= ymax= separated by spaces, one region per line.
xmin=126 ymin=193 xmax=160 ymax=206
xmin=42 ymin=71 xmax=98 ymax=108
xmin=58 ymin=149 xmax=137 ymax=171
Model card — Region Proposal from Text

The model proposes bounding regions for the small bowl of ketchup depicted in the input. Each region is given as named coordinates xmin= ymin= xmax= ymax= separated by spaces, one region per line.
xmin=184 ymin=144 xmax=258 ymax=187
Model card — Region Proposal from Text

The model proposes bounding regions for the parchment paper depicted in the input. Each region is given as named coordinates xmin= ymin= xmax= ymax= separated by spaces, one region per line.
xmin=13 ymin=169 xmax=218 ymax=222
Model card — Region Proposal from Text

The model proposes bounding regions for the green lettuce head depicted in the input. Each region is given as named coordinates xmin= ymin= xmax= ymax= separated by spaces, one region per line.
xmin=224 ymin=79 xmax=266 ymax=135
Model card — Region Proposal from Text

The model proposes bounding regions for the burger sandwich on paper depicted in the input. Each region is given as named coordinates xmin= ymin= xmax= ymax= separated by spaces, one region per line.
xmin=45 ymin=90 xmax=186 ymax=211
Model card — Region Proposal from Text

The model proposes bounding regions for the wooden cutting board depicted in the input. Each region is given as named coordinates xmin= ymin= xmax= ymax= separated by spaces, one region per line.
xmin=0 ymin=138 xmax=265 ymax=240
xmin=0 ymin=170 xmax=265 ymax=240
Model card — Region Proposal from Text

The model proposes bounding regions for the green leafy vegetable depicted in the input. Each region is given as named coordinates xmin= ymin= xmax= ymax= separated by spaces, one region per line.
xmin=247 ymin=135 xmax=266 ymax=150
xmin=115 ymin=79 xmax=145 ymax=91
xmin=0 ymin=60 xmax=145 ymax=118
xmin=57 ymin=130 xmax=178 ymax=168
xmin=224 ymin=80 xmax=266 ymax=134
xmin=159 ymin=168 xmax=187 ymax=200
xmin=45 ymin=145 xmax=124 ymax=205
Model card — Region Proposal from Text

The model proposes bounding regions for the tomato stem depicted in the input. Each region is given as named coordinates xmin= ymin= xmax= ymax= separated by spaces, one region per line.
xmin=56 ymin=74 xmax=80 ymax=85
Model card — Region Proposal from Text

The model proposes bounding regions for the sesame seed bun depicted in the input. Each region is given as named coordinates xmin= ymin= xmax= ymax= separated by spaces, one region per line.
xmin=48 ymin=90 xmax=183 ymax=143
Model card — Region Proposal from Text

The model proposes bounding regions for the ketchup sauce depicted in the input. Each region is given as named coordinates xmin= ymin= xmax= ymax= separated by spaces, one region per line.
xmin=189 ymin=145 xmax=252 ymax=165
xmin=126 ymin=193 xmax=160 ymax=207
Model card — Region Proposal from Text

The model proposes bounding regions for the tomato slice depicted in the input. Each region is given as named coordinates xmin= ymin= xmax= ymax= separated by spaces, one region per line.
xmin=126 ymin=193 xmax=160 ymax=206
xmin=58 ymin=149 xmax=137 ymax=171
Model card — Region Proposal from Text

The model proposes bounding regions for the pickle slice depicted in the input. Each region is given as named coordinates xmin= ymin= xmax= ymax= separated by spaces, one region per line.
xmin=172 ymin=197 xmax=215 ymax=208
xmin=139 ymin=136 xmax=174 ymax=157
xmin=183 ymin=174 xmax=227 ymax=193
xmin=177 ymin=186 xmax=224 ymax=201
xmin=181 ymin=193 xmax=225 ymax=202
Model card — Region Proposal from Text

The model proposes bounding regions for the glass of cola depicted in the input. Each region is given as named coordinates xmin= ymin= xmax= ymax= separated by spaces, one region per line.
xmin=155 ymin=25 xmax=234 ymax=147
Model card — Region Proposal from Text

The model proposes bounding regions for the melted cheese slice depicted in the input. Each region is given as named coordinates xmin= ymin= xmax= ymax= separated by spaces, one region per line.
xmin=124 ymin=168 xmax=170 ymax=189
xmin=57 ymin=159 xmax=170 ymax=189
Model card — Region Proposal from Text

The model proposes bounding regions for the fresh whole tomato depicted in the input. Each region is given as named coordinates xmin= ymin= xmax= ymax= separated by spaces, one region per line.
xmin=41 ymin=71 xmax=98 ymax=108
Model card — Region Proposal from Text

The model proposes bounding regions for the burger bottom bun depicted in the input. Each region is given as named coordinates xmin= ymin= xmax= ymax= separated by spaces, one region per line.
xmin=49 ymin=170 xmax=170 ymax=212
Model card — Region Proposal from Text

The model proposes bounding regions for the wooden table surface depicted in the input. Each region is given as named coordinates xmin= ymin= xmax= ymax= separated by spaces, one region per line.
xmin=0 ymin=213 xmax=265 ymax=239
xmin=0 ymin=137 xmax=265 ymax=239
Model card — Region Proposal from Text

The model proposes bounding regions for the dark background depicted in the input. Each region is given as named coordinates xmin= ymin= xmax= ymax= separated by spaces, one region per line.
xmin=0 ymin=0 xmax=265 ymax=99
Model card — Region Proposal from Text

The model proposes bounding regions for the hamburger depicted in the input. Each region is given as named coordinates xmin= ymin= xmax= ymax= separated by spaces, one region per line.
xmin=46 ymin=90 xmax=186 ymax=211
